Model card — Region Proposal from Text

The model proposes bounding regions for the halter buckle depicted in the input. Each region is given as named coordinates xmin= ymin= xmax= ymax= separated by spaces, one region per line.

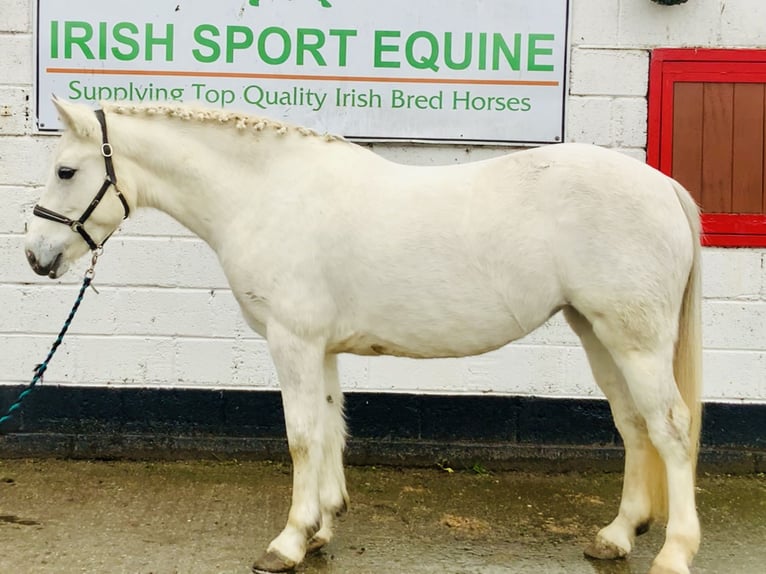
xmin=70 ymin=221 xmax=83 ymax=232
xmin=101 ymin=143 xmax=113 ymax=158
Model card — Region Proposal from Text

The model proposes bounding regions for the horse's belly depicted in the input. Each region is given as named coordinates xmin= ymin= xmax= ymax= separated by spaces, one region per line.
xmin=327 ymin=270 xmax=564 ymax=358
xmin=329 ymin=333 xmax=509 ymax=359
xmin=327 ymin=312 xmax=533 ymax=359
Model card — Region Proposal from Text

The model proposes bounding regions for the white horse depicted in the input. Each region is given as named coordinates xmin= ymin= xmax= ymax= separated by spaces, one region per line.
xmin=25 ymin=99 xmax=702 ymax=574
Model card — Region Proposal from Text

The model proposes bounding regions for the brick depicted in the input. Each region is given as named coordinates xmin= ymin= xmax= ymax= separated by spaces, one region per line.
xmin=0 ymin=334 xmax=176 ymax=386
xmin=611 ymin=97 xmax=647 ymax=148
xmin=0 ymin=236 xmax=49 ymax=286
xmin=0 ymin=186 xmax=37 ymax=233
xmin=95 ymin=237 xmax=229 ymax=288
xmin=703 ymin=350 xmax=766 ymax=402
xmin=569 ymin=49 xmax=648 ymax=97
xmin=702 ymin=248 xmax=763 ymax=300
xmin=719 ymin=1 xmax=766 ymax=46
xmin=568 ymin=97 xmax=648 ymax=148
xmin=617 ymin=0 xmax=719 ymax=47
xmin=0 ymin=34 xmax=33 ymax=85
xmin=173 ymin=337 xmax=277 ymax=388
xmin=0 ymin=335 xmax=55 ymax=385
xmin=0 ymin=86 xmax=32 ymax=135
xmin=0 ymin=0 xmax=30 ymax=33
xmin=703 ymin=301 xmax=766 ymax=350
xmin=762 ymin=252 xmax=766 ymax=300
xmin=0 ymin=235 xmax=230 ymax=288
xmin=336 ymin=354 xmax=370 ymax=390
xmin=464 ymin=345 xmax=595 ymax=398
xmin=366 ymin=355 xmax=464 ymax=393
xmin=0 ymin=284 xmax=250 ymax=338
xmin=0 ymin=136 xmax=58 ymax=186
xmin=566 ymin=97 xmax=612 ymax=146
xmin=571 ymin=0 xmax=618 ymax=46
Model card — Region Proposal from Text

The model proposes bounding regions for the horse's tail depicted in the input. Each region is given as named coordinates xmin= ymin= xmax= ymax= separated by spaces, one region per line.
xmin=673 ymin=178 xmax=704 ymax=470
xmin=648 ymin=179 xmax=703 ymax=519
xmin=671 ymin=179 xmax=703 ymax=474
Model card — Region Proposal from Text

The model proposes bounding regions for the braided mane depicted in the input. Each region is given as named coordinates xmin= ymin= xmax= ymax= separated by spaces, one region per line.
xmin=102 ymin=101 xmax=345 ymax=143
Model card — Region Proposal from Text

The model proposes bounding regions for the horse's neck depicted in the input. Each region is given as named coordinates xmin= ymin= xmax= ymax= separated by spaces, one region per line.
xmin=110 ymin=113 xmax=294 ymax=250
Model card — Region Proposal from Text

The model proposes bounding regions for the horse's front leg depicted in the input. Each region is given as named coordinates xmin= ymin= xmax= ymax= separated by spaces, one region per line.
xmin=253 ymin=321 xmax=326 ymax=573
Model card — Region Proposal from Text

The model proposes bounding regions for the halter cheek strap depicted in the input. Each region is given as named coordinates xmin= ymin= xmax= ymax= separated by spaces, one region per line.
xmin=33 ymin=109 xmax=130 ymax=251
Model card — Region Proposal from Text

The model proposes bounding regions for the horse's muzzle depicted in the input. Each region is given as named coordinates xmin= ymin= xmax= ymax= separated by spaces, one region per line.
xmin=26 ymin=249 xmax=63 ymax=278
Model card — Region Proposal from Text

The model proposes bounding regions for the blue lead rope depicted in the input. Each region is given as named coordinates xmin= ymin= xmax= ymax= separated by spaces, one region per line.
xmin=0 ymin=271 xmax=94 ymax=430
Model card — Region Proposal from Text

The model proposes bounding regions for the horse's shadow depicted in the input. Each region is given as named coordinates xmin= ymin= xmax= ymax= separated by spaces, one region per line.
xmin=585 ymin=557 xmax=634 ymax=574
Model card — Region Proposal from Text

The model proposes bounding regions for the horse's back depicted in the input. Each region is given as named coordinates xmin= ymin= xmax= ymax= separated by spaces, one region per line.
xmin=364 ymin=142 xmax=695 ymax=292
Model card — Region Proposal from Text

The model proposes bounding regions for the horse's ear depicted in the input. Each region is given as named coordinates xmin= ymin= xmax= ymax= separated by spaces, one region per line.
xmin=51 ymin=97 xmax=99 ymax=137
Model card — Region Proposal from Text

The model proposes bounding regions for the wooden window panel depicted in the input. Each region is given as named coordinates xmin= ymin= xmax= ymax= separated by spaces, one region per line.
xmin=701 ymin=83 xmax=734 ymax=213
xmin=732 ymin=83 xmax=764 ymax=213
xmin=672 ymin=83 xmax=703 ymax=205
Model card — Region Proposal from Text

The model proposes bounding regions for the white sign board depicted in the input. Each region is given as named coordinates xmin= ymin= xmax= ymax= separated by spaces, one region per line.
xmin=36 ymin=0 xmax=569 ymax=144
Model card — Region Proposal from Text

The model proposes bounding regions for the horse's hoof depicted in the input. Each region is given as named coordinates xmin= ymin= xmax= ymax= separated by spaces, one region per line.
xmin=252 ymin=550 xmax=297 ymax=573
xmin=307 ymin=535 xmax=329 ymax=554
xmin=584 ymin=538 xmax=629 ymax=560
xmin=648 ymin=562 xmax=689 ymax=574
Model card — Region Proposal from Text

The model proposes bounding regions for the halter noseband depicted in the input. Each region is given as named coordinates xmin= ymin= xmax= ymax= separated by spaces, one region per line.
xmin=33 ymin=109 xmax=130 ymax=251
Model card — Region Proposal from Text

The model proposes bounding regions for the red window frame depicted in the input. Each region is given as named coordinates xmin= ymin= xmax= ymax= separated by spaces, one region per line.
xmin=647 ymin=48 xmax=766 ymax=247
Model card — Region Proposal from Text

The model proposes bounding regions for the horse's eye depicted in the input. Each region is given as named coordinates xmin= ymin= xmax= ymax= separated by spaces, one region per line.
xmin=57 ymin=167 xmax=77 ymax=180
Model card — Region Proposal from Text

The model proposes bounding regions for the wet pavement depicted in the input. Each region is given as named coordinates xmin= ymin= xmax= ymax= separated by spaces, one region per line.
xmin=0 ymin=459 xmax=763 ymax=574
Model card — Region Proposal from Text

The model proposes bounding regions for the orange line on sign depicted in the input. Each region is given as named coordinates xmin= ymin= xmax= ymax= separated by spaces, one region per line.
xmin=46 ymin=67 xmax=560 ymax=87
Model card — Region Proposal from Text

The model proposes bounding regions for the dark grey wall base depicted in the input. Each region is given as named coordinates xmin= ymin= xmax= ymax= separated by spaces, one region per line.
xmin=0 ymin=386 xmax=763 ymax=473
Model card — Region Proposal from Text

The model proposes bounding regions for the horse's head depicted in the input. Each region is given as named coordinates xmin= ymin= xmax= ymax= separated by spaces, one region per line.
xmin=25 ymin=98 xmax=130 ymax=278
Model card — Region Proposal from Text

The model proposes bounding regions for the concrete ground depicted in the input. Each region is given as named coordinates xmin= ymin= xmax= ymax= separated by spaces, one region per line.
xmin=0 ymin=460 xmax=763 ymax=574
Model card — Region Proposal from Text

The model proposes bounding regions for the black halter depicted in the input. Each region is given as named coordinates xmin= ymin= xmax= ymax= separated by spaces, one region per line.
xmin=33 ymin=109 xmax=130 ymax=251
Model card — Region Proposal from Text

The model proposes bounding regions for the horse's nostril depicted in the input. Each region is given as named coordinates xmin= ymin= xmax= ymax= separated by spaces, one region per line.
xmin=26 ymin=250 xmax=37 ymax=266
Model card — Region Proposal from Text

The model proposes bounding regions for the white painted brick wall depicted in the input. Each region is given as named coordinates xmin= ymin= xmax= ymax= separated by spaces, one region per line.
xmin=0 ymin=34 xmax=33 ymax=85
xmin=1 ymin=0 xmax=765 ymax=404
xmin=3 ymin=0 xmax=31 ymax=33
xmin=569 ymin=49 xmax=649 ymax=97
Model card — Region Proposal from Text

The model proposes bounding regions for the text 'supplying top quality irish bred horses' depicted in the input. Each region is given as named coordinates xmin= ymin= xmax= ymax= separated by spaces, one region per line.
xmin=25 ymin=99 xmax=702 ymax=574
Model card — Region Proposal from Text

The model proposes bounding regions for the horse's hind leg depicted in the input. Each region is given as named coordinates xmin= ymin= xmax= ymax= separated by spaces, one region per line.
xmin=589 ymin=315 xmax=700 ymax=574
xmin=307 ymin=354 xmax=349 ymax=553
xmin=564 ymin=308 xmax=656 ymax=560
